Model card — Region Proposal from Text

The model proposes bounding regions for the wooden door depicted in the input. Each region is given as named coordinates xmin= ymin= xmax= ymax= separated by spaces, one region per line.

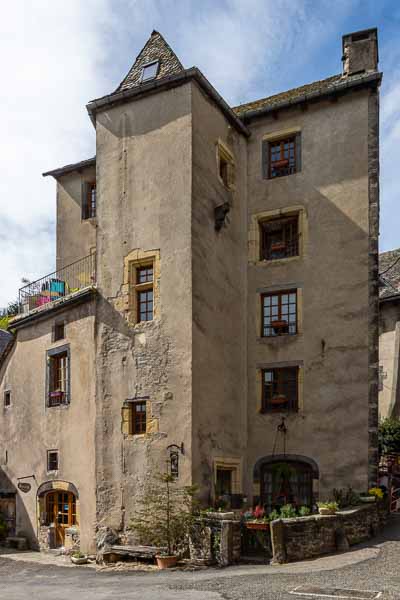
xmin=0 ymin=495 xmax=16 ymax=536
xmin=46 ymin=492 xmax=76 ymax=547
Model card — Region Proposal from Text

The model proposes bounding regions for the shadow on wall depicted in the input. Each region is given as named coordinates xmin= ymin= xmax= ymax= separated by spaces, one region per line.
xmin=0 ymin=468 xmax=36 ymax=549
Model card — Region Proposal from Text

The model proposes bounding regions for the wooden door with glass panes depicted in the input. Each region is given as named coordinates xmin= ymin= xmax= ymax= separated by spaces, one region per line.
xmin=46 ymin=491 xmax=76 ymax=547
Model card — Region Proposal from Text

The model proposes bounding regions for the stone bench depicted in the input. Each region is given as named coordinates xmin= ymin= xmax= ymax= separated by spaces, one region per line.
xmin=5 ymin=536 xmax=28 ymax=550
xmin=103 ymin=544 xmax=166 ymax=563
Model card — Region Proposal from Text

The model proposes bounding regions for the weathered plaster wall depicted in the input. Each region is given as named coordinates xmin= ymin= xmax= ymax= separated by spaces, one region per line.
xmin=56 ymin=165 xmax=97 ymax=269
xmin=191 ymin=81 xmax=248 ymax=502
xmin=0 ymin=301 xmax=96 ymax=552
xmin=94 ymin=83 xmax=193 ymax=533
xmin=246 ymin=88 xmax=373 ymax=499
xmin=379 ymin=300 xmax=400 ymax=418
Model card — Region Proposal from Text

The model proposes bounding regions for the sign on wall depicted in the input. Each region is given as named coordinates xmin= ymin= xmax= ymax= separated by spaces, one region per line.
xmin=17 ymin=482 xmax=31 ymax=493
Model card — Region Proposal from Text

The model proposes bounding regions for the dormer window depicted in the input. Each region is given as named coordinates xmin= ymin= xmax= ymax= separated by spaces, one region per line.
xmin=141 ymin=60 xmax=159 ymax=82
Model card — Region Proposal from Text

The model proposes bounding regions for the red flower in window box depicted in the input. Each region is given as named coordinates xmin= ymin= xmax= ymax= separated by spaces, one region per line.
xmin=273 ymin=159 xmax=289 ymax=169
xmin=270 ymin=242 xmax=286 ymax=252
xmin=271 ymin=394 xmax=287 ymax=405
xmin=271 ymin=319 xmax=288 ymax=329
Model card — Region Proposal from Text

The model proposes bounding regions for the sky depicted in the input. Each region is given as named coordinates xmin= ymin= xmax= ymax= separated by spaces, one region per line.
xmin=0 ymin=0 xmax=399 ymax=307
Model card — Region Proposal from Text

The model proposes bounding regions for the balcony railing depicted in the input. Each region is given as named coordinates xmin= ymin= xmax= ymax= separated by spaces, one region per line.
xmin=18 ymin=253 xmax=96 ymax=315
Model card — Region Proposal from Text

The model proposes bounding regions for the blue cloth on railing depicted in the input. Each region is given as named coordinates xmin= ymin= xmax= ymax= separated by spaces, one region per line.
xmin=50 ymin=279 xmax=65 ymax=295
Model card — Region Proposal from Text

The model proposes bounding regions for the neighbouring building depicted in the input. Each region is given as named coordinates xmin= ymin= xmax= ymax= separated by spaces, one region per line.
xmin=0 ymin=28 xmax=381 ymax=553
xmin=379 ymin=248 xmax=400 ymax=419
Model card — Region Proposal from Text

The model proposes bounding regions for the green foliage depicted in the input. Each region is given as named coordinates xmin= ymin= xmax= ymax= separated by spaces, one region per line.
xmin=0 ymin=315 xmax=9 ymax=331
xmin=129 ymin=472 xmax=199 ymax=556
xmin=298 ymin=505 xmax=311 ymax=517
xmin=72 ymin=551 xmax=85 ymax=559
xmin=333 ymin=487 xmax=361 ymax=508
xmin=268 ymin=509 xmax=280 ymax=522
xmin=279 ymin=504 xmax=297 ymax=519
xmin=379 ymin=417 xmax=400 ymax=455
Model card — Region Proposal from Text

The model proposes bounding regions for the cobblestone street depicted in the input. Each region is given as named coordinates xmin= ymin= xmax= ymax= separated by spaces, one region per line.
xmin=1 ymin=517 xmax=399 ymax=600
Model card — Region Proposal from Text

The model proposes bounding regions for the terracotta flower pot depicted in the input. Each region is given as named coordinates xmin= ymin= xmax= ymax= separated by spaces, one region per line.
xmin=156 ymin=555 xmax=178 ymax=569
xmin=71 ymin=556 xmax=88 ymax=565
xmin=318 ymin=507 xmax=336 ymax=516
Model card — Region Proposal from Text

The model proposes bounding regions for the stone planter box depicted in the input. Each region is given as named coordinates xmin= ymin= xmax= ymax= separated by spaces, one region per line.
xmin=71 ymin=556 xmax=88 ymax=565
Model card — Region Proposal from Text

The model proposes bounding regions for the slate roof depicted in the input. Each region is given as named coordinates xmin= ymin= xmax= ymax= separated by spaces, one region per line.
xmin=380 ymin=248 xmax=400 ymax=300
xmin=233 ymin=71 xmax=382 ymax=119
xmin=43 ymin=156 xmax=96 ymax=179
xmin=116 ymin=30 xmax=184 ymax=93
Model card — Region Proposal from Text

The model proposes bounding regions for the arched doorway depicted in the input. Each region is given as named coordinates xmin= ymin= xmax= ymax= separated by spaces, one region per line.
xmin=254 ymin=455 xmax=319 ymax=513
xmin=37 ymin=481 xmax=79 ymax=549
xmin=45 ymin=491 xmax=77 ymax=547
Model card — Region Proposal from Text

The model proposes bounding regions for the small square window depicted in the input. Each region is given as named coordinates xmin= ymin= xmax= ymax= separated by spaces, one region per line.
xmin=4 ymin=390 xmax=11 ymax=408
xmin=47 ymin=450 xmax=59 ymax=472
xmin=141 ymin=61 xmax=159 ymax=82
xmin=53 ymin=322 xmax=65 ymax=342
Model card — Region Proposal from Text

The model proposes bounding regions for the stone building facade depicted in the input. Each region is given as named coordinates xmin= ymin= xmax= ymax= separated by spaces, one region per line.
xmin=0 ymin=28 xmax=381 ymax=553
xmin=379 ymin=248 xmax=400 ymax=418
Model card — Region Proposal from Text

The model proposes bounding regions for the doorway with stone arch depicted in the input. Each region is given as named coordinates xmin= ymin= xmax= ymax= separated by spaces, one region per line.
xmin=37 ymin=481 xmax=79 ymax=549
xmin=253 ymin=454 xmax=319 ymax=513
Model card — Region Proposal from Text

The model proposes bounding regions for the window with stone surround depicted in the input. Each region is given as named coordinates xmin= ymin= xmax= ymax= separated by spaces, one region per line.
xmin=213 ymin=457 xmax=242 ymax=509
xmin=262 ymin=367 xmax=299 ymax=413
xmin=262 ymin=132 xmax=301 ymax=180
xmin=262 ymin=290 xmax=297 ymax=337
xmin=121 ymin=400 xmax=148 ymax=435
xmin=260 ymin=215 xmax=299 ymax=261
xmin=134 ymin=264 xmax=154 ymax=322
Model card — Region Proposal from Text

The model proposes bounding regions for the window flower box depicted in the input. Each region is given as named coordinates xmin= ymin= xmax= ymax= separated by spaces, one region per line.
xmin=270 ymin=242 xmax=286 ymax=252
xmin=49 ymin=391 xmax=65 ymax=400
xmin=271 ymin=395 xmax=287 ymax=406
xmin=273 ymin=159 xmax=289 ymax=169
xmin=271 ymin=320 xmax=288 ymax=329
xmin=245 ymin=521 xmax=269 ymax=531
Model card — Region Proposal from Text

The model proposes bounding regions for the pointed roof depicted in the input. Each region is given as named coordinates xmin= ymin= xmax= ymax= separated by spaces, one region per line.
xmin=116 ymin=30 xmax=184 ymax=93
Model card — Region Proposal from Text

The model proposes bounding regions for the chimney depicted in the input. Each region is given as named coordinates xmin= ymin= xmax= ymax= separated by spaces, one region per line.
xmin=342 ymin=28 xmax=378 ymax=77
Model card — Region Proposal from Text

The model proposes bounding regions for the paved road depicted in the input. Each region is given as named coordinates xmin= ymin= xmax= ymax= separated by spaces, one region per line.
xmin=1 ymin=517 xmax=400 ymax=600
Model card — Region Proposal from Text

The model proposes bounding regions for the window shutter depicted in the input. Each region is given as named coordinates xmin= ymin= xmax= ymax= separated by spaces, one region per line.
xmin=121 ymin=405 xmax=132 ymax=435
xmin=261 ymin=140 xmax=269 ymax=179
xmin=81 ymin=182 xmax=90 ymax=219
xmin=295 ymin=132 xmax=302 ymax=173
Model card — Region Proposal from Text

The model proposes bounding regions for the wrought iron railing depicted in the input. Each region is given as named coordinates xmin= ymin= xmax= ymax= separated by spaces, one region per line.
xmin=18 ymin=253 xmax=96 ymax=314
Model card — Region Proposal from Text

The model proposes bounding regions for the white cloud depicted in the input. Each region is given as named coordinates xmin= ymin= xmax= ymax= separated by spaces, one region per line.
xmin=0 ymin=1 xmax=111 ymax=306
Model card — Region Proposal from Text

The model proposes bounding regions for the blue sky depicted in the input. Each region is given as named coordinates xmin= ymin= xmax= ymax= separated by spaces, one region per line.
xmin=0 ymin=0 xmax=399 ymax=306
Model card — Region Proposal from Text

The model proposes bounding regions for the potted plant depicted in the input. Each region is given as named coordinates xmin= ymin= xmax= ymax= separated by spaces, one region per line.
xmin=271 ymin=319 xmax=288 ymax=329
xmin=70 ymin=551 xmax=88 ymax=565
xmin=130 ymin=472 xmax=198 ymax=570
xmin=317 ymin=501 xmax=338 ymax=516
xmin=360 ymin=487 xmax=383 ymax=502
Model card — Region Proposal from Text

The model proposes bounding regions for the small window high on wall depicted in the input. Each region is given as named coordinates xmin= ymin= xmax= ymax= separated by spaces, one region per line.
xmin=81 ymin=182 xmax=96 ymax=219
xmin=262 ymin=133 xmax=301 ymax=180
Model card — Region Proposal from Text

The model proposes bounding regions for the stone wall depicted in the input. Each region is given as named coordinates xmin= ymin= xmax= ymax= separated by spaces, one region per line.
xmin=271 ymin=502 xmax=388 ymax=563
xmin=189 ymin=512 xmax=241 ymax=567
